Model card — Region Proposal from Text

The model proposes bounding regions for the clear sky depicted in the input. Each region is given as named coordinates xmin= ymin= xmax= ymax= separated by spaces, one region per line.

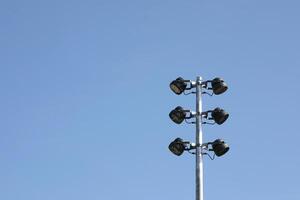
xmin=1 ymin=0 xmax=300 ymax=200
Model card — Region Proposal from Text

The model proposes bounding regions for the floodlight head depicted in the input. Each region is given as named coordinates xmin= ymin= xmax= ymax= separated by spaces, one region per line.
xmin=211 ymin=139 xmax=230 ymax=157
xmin=211 ymin=77 xmax=228 ymax=95
xmin=169 ymin=106 xmax=187 ymax=124
xmin=170 ymin=77 xmax=187 ymax=95
xmin=168 ymin=138 xmax=186 ymax=156
xmin=211 ymin=107 xmax=229 ymax=125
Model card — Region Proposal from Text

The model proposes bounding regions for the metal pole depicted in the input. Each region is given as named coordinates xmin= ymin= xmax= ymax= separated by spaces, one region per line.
xmin=195 ymin=76 xmax=204 ymax=200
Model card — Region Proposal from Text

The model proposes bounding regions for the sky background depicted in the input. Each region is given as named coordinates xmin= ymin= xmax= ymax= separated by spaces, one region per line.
xmin=1 ymin=0 xmax=300 ymax=200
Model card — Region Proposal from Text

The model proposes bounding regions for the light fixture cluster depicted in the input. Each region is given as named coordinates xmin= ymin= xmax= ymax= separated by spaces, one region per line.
xmin=170 ymin=77 xmax=228 ymax=96
xmin=168 ymin=138 xmax=230 ymax=157
xmin=168 ymin=77 xmax=230 ymax=157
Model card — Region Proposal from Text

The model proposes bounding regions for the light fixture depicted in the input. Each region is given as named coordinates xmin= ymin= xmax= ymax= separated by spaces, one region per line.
xmin=210 ymin=139 xmax=230 ymax=157
xmin=211 ymin=107 xmax=229 ymax=125
xmin=202 ymin=107 xmax=229 ymax=125
xmin=169 ymin=77 xmax=187 ymax=95
xmin=168 ymin=138 xmax=189 ymax=156
xmin=211 ymin=77 xmax=228 ymax=95
xmin=169 ymin=106 xmax=187 ymax=124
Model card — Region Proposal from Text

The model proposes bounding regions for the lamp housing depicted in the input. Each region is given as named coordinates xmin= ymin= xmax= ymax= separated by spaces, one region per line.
xmin=211 ymin=139 xmax=230 ymax=157
xmin=211 ymin=107 xmax=229 ymax=125
xmin=168 ymin=138 xmax=187 ymax=156
xmin=169 ymin=77 xmax=187 ymax=95
xmin=211 ymin=77 xmax=228 ymax=95
xmin=169 ymin=106 xmax=187 ymax=124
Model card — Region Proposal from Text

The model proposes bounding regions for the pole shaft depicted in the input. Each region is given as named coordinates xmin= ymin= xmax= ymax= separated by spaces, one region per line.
xmin=195 ymin=76 xmax=204 ymax=200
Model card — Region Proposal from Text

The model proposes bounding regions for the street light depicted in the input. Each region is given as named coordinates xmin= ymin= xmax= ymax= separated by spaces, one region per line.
xmin=167 ymin=76 xmax=231 ymax=200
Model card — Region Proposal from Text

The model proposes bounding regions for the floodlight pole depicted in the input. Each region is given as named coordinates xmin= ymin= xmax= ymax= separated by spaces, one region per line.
xmin=195 ymin=76 xmax=204 ymax=200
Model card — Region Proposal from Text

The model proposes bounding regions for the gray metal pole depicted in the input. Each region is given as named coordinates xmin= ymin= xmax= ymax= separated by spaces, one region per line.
xmin=195 ymin=76 xmax=204 ymax=200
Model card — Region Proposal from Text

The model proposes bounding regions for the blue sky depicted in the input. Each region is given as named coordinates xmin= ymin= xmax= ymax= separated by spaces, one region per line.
xmin=1 ymin=0 xmax=300 ymax=199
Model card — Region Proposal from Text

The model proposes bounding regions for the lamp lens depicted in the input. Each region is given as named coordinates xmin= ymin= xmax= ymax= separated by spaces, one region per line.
xmin=170 ymin=84 xmax=181 ymax=94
